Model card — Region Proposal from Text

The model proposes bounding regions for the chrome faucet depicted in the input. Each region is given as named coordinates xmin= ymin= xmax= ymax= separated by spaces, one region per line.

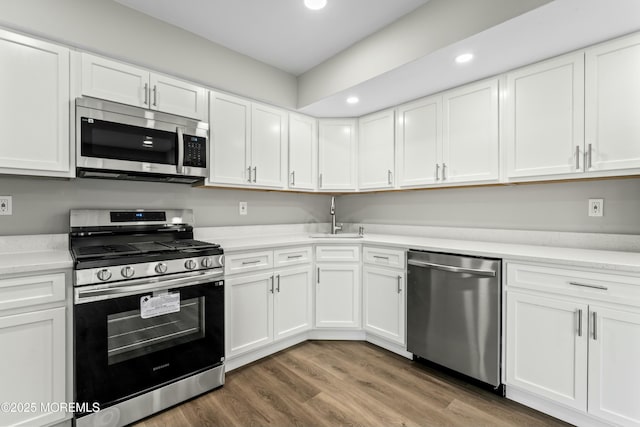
xmin=330 ymin=196 xmax=342 ymax=234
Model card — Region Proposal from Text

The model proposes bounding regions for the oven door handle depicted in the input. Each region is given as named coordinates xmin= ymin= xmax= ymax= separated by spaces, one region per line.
xmin=75 ymin=269 xmax=223 ymax=303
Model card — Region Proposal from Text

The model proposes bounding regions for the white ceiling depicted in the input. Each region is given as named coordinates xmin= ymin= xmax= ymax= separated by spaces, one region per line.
xmin=113 ymin=0 xmax=429 ymax=76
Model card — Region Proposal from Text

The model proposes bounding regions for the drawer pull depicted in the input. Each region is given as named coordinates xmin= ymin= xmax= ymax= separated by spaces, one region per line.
xmin=242 ymin=260 xmax=261 ymax=265
xmin=287 ymin=255 xmax=303 ymax=259
xmin=569 ymin=281 xmax=608 ymax=291
xmin=373 ymin=255 xmax=389 ymax=260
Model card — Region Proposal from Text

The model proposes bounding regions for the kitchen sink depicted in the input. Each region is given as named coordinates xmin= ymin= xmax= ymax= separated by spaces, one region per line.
xmin=309 ymin=233 xmax=363 ymax=238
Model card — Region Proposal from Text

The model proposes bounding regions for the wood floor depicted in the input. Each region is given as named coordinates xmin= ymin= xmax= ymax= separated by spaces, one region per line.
xmin=134 ymin=341 xmax=568 ymax=427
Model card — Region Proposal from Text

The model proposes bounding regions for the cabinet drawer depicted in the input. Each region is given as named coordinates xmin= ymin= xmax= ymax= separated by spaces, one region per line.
xmin=315 ymin=245 xmax=360 ymax=262
xmin=274 ymin=246 xmax=312 ymax=267
xmin=506 ymin=262 xmax=640 ymax=306
xmin=363 ymin=246 xmax=405 ymax=269
xmin=0 ymin=272 xmax=66 ymax=311
xmin=225 ymin=251 xmax=273 ymax=275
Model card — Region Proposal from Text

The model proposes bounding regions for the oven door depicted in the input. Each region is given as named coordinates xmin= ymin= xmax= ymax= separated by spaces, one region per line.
xmin=74 ymin=271 xmax=224 ymax=411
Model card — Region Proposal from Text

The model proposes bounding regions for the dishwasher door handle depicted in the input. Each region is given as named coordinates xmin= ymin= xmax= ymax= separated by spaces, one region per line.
xmin=407 ymin=259 xmax=497 ymax=277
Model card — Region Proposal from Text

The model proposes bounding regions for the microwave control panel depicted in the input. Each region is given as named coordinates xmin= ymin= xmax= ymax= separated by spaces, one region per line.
xmin=183 ymin=135 xmax=206 ymax=168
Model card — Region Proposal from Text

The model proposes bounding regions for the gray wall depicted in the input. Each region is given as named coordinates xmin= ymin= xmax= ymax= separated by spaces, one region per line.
xmin=0 ymin=0 xmax=297 ymax=108
xmin=337 ymin=178 xmax=640 ymax=234
xmin=0 ymin=176 xmax=331 ymax=235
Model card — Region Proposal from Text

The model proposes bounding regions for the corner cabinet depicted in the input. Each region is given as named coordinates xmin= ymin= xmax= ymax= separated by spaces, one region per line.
xmin=288 ymin=113 xmax=317 ymax=191
xmin=585 ymin=32 xmax=640 ymax=174
xmin=0 ymin=29 xmax=71 ymax=177
xmin=80 ymin=53 xmax=207 ymax=120
xmin=209 ymin=92 xmax=288 ymax=189
xmin=315 ymin=246 xmax=361 ymax=328
xmin=505 ymin=261 xmax=640 ymax=427
xmin=358 ymin=109 xmax=395 ymax=190
xmin=318 ymin=119 xmax=358 ymax=191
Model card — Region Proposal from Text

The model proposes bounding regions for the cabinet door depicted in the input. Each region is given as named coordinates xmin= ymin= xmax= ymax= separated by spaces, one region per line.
xmin=274 ymin=266 xmax=312 ymax=340
xmin=0 ymin=30 xmax=70 ymax=176
xmin=442 ymin=79 xmax=499 ymax=184
xmin=0 ymin=307 xmax=66 ymax=427
xmin=363 ymin=266 xmax=405 ymax=345
xmin=506 ymin=292 xmax=588 ymax=411
xmin=209 ymin=92 xmax=251 ymax=185
xmin=396 ymin=95 xmax=441 ymax=187
xmin=288 ymin=113 xmax=317 ymax=190
xmin=505 ymin=53 xmax=585 ymax=179
xmin=358 ymin=109 xmax=395 ymax=190
xmin=315 ymin=263 xmax=360 ymax=328
xmin=149 ymin=73 xmax=207 ymax=121
xmin=318 ymin=119 xmax=357 ymax=191
xmin=251 ymin=103 xmax=288 ymax=188
xmin=588 ymin=306 xmax=640 ymax=426
xmin=81 ymin=53 xmax=148 ymax=108
xmin=586 ymin=33 xmax=640 ymax=173
xmin=225 ymin=272 xmax=274 ymax=357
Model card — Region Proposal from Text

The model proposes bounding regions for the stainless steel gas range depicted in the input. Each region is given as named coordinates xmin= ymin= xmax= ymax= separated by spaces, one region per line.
xmin=70 ymin=209 xmax=224 ymax=427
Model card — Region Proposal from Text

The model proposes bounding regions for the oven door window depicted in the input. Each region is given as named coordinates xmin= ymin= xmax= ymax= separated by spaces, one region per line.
xmin=74 ymin=282 xmax=224 ymax=410
xmin=80 ymin=117 xmax=177 ymax=165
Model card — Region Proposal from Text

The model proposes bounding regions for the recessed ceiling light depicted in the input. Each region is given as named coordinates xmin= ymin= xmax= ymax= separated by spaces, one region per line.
xmin=455 ymin=53 xmax=474 ymax=64
xmin=304 ymin=0 xmax=327 ymax=10
xmin=346 ymin=96 xmax=359 ymax=104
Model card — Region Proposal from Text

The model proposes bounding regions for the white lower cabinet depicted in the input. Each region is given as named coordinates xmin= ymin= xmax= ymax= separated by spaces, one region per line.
xmin=315 ymin=263 xmax=361 ymax=328
xmin=225 ymin=248 xmax=312 ymax=359
xmin=363 ymin=266 xmax=405 ymax=345
xmin=505 ymin=261 xmax=640 ymax=427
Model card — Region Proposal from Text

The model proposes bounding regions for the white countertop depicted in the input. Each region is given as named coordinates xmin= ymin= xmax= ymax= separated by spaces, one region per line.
xmin=209 ymin=232 xmax=640 ymax=274
xmin=0 ymin=234 xmax=73 ymax=276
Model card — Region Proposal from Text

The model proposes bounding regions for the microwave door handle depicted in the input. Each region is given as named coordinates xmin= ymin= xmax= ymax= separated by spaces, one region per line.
xmin=176 ymin=127 xmax=185 ymax=174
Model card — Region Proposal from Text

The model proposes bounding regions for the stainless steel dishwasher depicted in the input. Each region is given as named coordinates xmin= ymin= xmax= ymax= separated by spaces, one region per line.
xmin=407 ymin=250 xmax=502 ymax=388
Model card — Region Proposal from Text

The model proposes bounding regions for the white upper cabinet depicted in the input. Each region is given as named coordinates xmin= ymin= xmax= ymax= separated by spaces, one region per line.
xmin=0 ymin=29 xmax=71 ymax=177
xmin=585 ymin=33 xmax=640 ymax=173
xmin=442 ymin=78 xmax=500 ymax=184
xmin=209 ymin=93 xmax=287 ymax=189
xmin=396 ymin=95 xmax=442 ymax=187
xmin=288 ymin=113 xmax=317 ymax=191
xmin=505 ymin=53 xmax=585 ymax=179
xmin=250 ymin=103 xmax=288 ymax=188
xmin=358 ymin=109 xmax=395 ymax=190
xmin=81 ymin=53 xmax=207 ymax=120
xmin=209 ymin=92 xmax=251 ymax=186
xmin=318 ymin=119 xmax=358 ymax=191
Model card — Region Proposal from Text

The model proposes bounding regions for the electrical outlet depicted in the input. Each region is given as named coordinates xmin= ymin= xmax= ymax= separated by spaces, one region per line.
xmin=239 ymin=201 xmax=248 ymax=216
xmin=589 ymin=198 xmax=603 ymax=217
xmin=0 ymin=196 xmax=12 ymax=216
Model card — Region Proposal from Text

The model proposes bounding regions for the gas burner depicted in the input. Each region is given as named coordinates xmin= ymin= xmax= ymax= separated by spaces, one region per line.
xmin=160 ymin=239 xmax=220 ymax=250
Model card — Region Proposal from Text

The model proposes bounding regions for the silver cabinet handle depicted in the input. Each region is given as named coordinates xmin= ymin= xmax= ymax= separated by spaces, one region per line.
xmin=287 ymin=255 xmax=303 ymax=259
xmin=269 ymin=275 xmax=274 ymax=293
xmin=176 ymin=127 xmax=184 ymax=174
xmin=407 ymin=259 xmax=496 ymax=277
xmin=276 ymin=274 xmax=280 ymax=292
xmin=143 ymin=83 xmax=149 ymax=105
xmin=569 ymin=281 xmax=608 ymax=291
xmin=575 ymin=145 xmax=580 ymax=170
xmin=387 ymin=169 xmax=392 ymax=185
xmin=588 ymin=143 xmax=593 ymax=169
xmin=247 ymin=166 xmax=252 ymax=182
xmin=253 ymin=166 xmax=257 ymax=183
xmin=242 ymin=259 xmax=261 ymax=265
xmin=435 ymin=164 xmax=440 ymax=181
xmin=397 ymin=275 xmax=402 ymax=294
xmin=319 ymin=173 xmax=323 ymax=188
xmin=291 ymin=171 xmax=295 ymax=186
xmin=577 ymin=309 xmax=583 ymax=337
xmin=373 ymin=255 xmax=389 ymax=260
xmin=317 ymin=267 xmax=320 ymax=283
xmin=592 ymin=311 xmax=597 ymax=340
xmin=442 ymin=163 xmax=447 ymax=180
xmin=152 ymin=85 xmax=157 ymax=106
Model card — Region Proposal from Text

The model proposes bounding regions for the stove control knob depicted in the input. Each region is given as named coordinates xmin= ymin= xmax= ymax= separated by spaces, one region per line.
xmin=185 ymin=259 xmax=197 ymax=270
xmin=97 ymin=269 xmax=112 ymax=281
xmin=201 ymin=257 xmax=213 ymax=268
xmin=121 ymin=266 xmax=135 ymax=278
xmin=155 ymin=263 xmax=168 ymax=274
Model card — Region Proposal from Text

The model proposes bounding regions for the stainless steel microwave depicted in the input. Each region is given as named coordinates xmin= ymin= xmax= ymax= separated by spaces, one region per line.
xmin=76 ymin=97 xmax=208 ymax=184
